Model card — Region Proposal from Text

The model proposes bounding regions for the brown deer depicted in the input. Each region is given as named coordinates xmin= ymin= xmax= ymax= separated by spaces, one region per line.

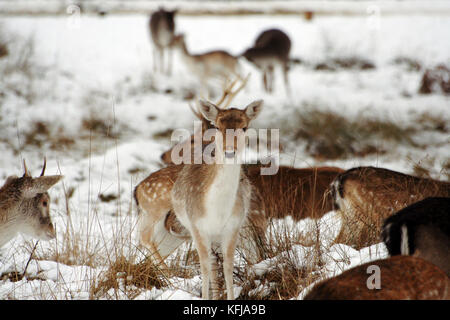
xmin=0 ymin=159 xmax=63 ymax=247
xmin=382 ymin=197 xmax=450 ymax=277
xmin=331 ymin=166 xmax=450 ymax=248
xmin=160 ymin=77 xmax=248 ymax=165
xmin=135 ymin=164 xmax=344 ymax=269
xmin=242 ymin=28 xmax=291 ymax=94
xmin=303 ymin=255 xmax=450 ymax=300
xmin=172 ymin=34 xmax=244 ymax=97
xmin=170 ymin=99 xmax=263 ymax=300
xmin=149 ymin=8 xmax=177 ymax=75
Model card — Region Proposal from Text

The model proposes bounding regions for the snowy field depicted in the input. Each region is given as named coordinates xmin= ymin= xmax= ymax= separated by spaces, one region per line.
xmin=0 ymin=4 xmax=449 ymax=300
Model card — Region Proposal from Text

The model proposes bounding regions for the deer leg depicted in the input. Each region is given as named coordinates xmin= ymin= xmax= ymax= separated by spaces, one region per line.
xmin=138 ymin=216 xmax=170 ymax=272
xmin=167 ymin=47 xmax=173 ymax=76
xmin=268 ymin=65 xmax=275 ymax=93
xmin=283 ymin=61 xmax=290 ymax=95
xmin=211 ymin=248 xmax=221 ymax=299
xmin=221 ymin=229 xmax=239 ymax=300
xmin=152 ymin=47 xmax=158 ymax=73
xmin=158 ymin=48 xmax=164 ymax=74
xmin=192 ymin=227 xmax=212 ymax=299
xmin=263 ymin=71 xmax=268 ymax=92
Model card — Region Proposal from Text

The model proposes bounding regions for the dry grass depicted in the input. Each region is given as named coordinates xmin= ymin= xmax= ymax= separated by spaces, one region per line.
xmin=90 ymin=255 xmax=169 ymax=299
xmin=314 ymin=56 xmax=375 ymax=71
xmin=282 ymin=107 xmax=418 ymax=160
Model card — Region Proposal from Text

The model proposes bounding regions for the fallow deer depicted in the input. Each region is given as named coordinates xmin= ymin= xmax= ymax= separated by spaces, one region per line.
xmin=304 ymin=197 xmax=450 ymax=300
xmin=172 ymin=34 xmax=244 ymax=97
xmin=331 ymin=166 xmax=450 ymax=248
xmin=303 ymin=255 xmax=450 ymax=300
xmin=160 ymin=76 xmax=248 ymax=165
xmin=170 ymin=99 xmax=263 ymax=300
xmin=242 ymin=28 xmax=291 ymax=94
xmin=0 ymin=159 xmax=63 ymax=247
xmin=149 ymin=8 xmax=177 ymax=75
xmin=382 ymin=197 xmax=450 ymax=277
xmin=135 ymin=164 xmax=344 ymax=270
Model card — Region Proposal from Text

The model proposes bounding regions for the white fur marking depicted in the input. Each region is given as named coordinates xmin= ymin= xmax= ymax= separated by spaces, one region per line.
xmin=401 ymin=224 xmax=409 ymax=255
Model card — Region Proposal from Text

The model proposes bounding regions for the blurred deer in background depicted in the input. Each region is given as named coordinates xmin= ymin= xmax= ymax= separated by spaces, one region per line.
xmin=242 ymin=28 xmax=291 ymax=94
xmin=172 ymin=33 xmax=245 ymax=98
xmin=149 ymin=7 xmax=177 ymax=75
xmin=0 ymin=159 xmax=63 ymax=247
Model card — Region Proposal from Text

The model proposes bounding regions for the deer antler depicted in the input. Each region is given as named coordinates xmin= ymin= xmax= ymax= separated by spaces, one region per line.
xmin=23 ymin=159 xmax=30 ymax=177
xmin=215 ymin=73 xmax=250 ymax=108
xmin=40 ymin=157 xmax=47 ymax=177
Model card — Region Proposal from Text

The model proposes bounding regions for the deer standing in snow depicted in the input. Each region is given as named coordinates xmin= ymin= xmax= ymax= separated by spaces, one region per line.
xmin=170 ymin=99 xmax=263 ymax=300
xmin=0 ymin=159 xmax=63 ymax=247
xmin=242 ymin=28 xmax=291 ymax=94
xmin=149 ymin=8 xmax=177 ymax=75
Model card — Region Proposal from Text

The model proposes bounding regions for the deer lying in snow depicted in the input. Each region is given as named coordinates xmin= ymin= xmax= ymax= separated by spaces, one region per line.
xmin=331 ymin=166 xmax=450 ymax=248
xmin=303 ymin=255 xmax=450 ymax=300
xmin=304 ymin=197 xmax=450 ymax=300
xmin=382 ymin=197 xmax=450 ymax=277
xmin=0 ymin=159 xmax=63 ymax=247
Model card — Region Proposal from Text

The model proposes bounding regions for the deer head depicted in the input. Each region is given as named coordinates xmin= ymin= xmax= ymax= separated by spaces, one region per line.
xmin=0 ymin=159 xmax=63 ymax=246
xmin=198 ymin=99 xmax=263 ymax=162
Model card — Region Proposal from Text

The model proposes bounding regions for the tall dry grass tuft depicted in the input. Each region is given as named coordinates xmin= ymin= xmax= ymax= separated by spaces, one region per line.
xmin=90 ymin=255 xmax=169 ymax=299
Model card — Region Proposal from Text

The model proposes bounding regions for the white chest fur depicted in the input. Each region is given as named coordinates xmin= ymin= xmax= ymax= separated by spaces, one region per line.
xmin=198 ymin=164 xmax=242 ymax=239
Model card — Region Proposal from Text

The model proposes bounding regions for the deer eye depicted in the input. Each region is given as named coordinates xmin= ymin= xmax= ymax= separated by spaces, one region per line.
xmin=42 ymin=200 xmax=48 ymax=207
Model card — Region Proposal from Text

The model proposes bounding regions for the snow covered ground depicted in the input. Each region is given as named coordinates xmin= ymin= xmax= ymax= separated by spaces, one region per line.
xmin=0 ymin=5 xmax=449 ymax=299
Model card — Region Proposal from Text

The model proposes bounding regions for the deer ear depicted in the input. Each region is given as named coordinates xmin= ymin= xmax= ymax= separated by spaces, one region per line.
xmin=23 ymin=175 xmax=64 ymax=198
xmin=198 ymin=100 xmax=219 ymax=124
xmin=244 ymin=100 xmax=263 ymax=121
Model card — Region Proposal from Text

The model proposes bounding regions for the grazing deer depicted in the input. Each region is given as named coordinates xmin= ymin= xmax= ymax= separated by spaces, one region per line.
xmin=303 ymin=255 xmax=450 ymax=300
xmin=382 ymin=197 xmax=450 ymax=277
xmin=149 ymin=8 xmax=177 ymax=75
xmin=242 ymin=28 xmax=291 ymax=94
xmin=0 ymin=159 xmax=63 ymax=247
xmin=331 ymin=166 xmax=450 ymax=248
xmin=172 ymin=34 xmax=244 ymax=97
xmin=170 ymin=99 xmax=263 ymax=300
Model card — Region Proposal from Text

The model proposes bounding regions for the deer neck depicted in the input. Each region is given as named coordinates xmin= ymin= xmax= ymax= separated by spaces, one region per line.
xmin=0 ymin=209 xmax=22 ymax=247
xmin=203 ymin=161 xmax=242 ymax=217
xmin=178 ymin=41 xmax=192 ymax=60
